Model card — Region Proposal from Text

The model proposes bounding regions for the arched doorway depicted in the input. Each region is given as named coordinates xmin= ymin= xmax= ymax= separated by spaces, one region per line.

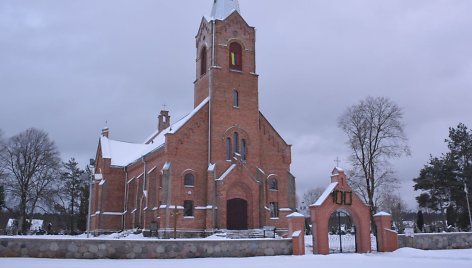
xmin=227 ymin=198 xmax=248 ymax=230
xmin=328 ymin=209 xmax=357 ymax=253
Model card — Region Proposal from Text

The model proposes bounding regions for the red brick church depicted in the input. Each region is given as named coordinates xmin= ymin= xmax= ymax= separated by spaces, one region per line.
xmin=90 ymin=0 xmax=296 ymax=236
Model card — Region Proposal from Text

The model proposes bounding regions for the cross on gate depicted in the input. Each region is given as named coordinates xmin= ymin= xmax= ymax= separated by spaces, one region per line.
xmin=334 ymin=157 xmax=341 ymax=167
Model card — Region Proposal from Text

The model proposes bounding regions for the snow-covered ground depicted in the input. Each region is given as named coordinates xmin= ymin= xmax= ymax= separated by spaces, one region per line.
xmin=1 ymin=248 xmax=471 ymax=268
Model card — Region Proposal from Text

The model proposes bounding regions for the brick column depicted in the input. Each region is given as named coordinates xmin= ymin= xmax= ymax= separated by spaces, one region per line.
xmin=374 ymin=212 xmax=399 ymax=252
xmin=287 ymin=212 xmax=306 ymax=255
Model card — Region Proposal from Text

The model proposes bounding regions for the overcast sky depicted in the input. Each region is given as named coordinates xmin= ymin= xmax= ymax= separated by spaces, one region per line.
xmin=1 ymin=0 xmax=471 ymax=209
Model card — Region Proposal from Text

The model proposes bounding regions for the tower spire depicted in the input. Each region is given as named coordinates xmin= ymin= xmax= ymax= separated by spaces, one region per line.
xmin=210 ymin=0 xmax=240 ymax=20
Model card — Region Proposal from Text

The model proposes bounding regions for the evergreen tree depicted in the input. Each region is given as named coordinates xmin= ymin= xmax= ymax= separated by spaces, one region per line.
xmin=61 ymin=158 xmax=85 ymax=234
xmin=445 ymin=123 xmax=472 ymax=229
xmin=416 ymin=210 xmax=424 ymax=232
xmin=446 ymin=123 xmax=472 ymax=181
xmin=413 ymin=123 xmax=472 ymax=230
xmin=77 ymin=165 xmax=91 ymax=232
xmin=446 ymin=205 xmax=456 ymax=227
xmin=413 ymin=155 xmax=456 ymax=229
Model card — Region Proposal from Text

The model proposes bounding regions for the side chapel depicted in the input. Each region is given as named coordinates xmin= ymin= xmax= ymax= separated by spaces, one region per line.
xmin=90 ymin=0 xmax=296 ymax=236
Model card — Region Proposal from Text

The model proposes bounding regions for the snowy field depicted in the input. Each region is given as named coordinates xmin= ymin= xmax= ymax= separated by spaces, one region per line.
xmin=1 ymin=248 xmax=472 ymax=268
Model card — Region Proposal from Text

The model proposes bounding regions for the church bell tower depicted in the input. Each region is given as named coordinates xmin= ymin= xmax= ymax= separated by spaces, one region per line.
xmin=194 ymin=0 xmax=257 ymax=106
xmin=194 ymin=0 xmax=260 ymax=165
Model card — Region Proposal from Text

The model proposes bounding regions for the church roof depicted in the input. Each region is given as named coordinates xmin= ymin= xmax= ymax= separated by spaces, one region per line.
xmin=100 ymin=97 xmax=210 ymax=167
xmin=209 ymin=0 xmax=240 ymax=21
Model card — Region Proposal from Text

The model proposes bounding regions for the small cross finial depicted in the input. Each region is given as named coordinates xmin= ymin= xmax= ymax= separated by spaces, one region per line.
xmin=162 ymin=104 xmax=168 ymax=111
xmin=334 ymin=157 xmax=341 ymax=167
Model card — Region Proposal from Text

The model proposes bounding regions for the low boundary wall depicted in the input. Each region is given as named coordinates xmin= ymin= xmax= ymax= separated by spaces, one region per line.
xmin=0 ymin=237 xmax=292 ymax=259
xmin=398 ymin=232 xmax=472 ymax=250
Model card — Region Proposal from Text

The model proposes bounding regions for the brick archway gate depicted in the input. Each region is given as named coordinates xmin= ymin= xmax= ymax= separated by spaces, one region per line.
xmin=310 ymin=168 xmax=371 ymax=255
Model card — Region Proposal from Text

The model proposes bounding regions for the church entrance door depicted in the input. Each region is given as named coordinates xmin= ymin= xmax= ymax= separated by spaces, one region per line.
xmin=227 ymin=198 xmax=248 ymax=230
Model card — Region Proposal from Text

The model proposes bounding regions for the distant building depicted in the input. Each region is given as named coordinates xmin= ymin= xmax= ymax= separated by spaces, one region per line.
xmin=90 ymin=0 xmax=296 ymax=236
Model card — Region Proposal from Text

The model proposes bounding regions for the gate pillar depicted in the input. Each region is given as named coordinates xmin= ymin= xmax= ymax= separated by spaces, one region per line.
xmin=374 ymin=212 xmax=398 ymax=252
xmin=287 ymin=212 xmax=306 ymax=255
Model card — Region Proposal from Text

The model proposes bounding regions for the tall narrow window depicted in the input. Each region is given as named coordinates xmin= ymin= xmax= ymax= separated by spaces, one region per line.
xmin=269 ymin=202 xmax=279 ymax=218
xmin=233 ymin=90 xmax=239 ymax=107
xmin=233 ymin=132 xmax=239 ymax=154
xmin=200 ymin=47 xmax=207 ymax=76
xmin=241 ymin=139 xmax=247 ymax=161
xmin=229 ymin=42 xmax=242 ymax=71
xmin=184 ymin=200 xmax=194 ymax=217
xmin=226 ymin=137 xmax=232 ymax=160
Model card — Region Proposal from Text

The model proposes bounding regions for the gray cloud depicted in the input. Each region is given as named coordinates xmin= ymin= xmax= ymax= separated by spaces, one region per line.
xmin=1 ymin=0 xmax=471 ymax=209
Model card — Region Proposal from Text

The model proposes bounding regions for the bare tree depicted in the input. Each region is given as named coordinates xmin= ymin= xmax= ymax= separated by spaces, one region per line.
xmin=0 ymin=130 xmax=7 ymax=211
xmin=378 ymin=192 xmax=408 ymax=233
xmin=0 ymin=129 xmax=5 ymax=178
xmin=0 ymin=128 xmax=61 ymax=233
xmin=338 ymin=97 xmax=410 ymax=222
xmin=299 ymin=187 xmax=325 ymax=215
xmin=348 ymin=164 xmax=399 ymax=210
xmin=302 ymin=187 xmax=325 ymax=206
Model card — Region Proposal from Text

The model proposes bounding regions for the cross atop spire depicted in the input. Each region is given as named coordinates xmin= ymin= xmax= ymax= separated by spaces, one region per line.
xmin=210 ymin=0 xmax=240 ymax=20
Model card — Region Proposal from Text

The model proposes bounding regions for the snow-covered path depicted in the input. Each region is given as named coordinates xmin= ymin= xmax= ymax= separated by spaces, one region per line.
xmin=1 ymin=248 xmax=471 ymax=268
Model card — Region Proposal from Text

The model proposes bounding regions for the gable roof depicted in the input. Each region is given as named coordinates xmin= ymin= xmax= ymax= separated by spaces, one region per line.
xmin=100 ymin=97 xmax=210 ymax=167
xmin=312 ymin=182 xmax=338 ymax=207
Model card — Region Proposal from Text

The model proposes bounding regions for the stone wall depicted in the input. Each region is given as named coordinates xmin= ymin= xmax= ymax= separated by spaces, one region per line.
xmin=0 ymin=237 xmax=292 ymax=259
xmin=398 ymin=232 xmax=472 ymax=250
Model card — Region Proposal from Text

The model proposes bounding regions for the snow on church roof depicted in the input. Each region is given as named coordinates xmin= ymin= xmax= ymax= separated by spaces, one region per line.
xmin=209 ymin=0 xmax=240 ymax=21
xmin=100 ymin=97 xmax=210 ymax=167
xmin=100 ymin=137 xmax=150 ymax=167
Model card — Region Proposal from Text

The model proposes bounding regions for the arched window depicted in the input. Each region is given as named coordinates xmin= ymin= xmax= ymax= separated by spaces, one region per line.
xmin=233 ymin=90 xmax=239 ymax=107
xmin=233 ymin=132 xmax=239 ymax=154
xmin=226 ymin=137 xmax=232 ymax=160
xmin=229 ymin=42 xmax=242 ymax=71
xmin=241 ymin=139 xmax=247 ymax=161
xmin=184 ymin=173 xmax=195 ymax=187
xmin=269 ymin=177 xmax=278 ymax=190
xmin=200 ymin=47 xmax=207 ymax=76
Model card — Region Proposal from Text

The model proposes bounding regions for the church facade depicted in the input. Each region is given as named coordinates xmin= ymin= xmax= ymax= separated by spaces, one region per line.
xmin=90 ymin=0 xmax=296 ymax=236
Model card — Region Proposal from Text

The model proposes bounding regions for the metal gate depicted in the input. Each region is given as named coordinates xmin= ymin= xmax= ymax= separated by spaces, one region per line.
xmin=328 ymin=210 xmax=357 ymax=253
